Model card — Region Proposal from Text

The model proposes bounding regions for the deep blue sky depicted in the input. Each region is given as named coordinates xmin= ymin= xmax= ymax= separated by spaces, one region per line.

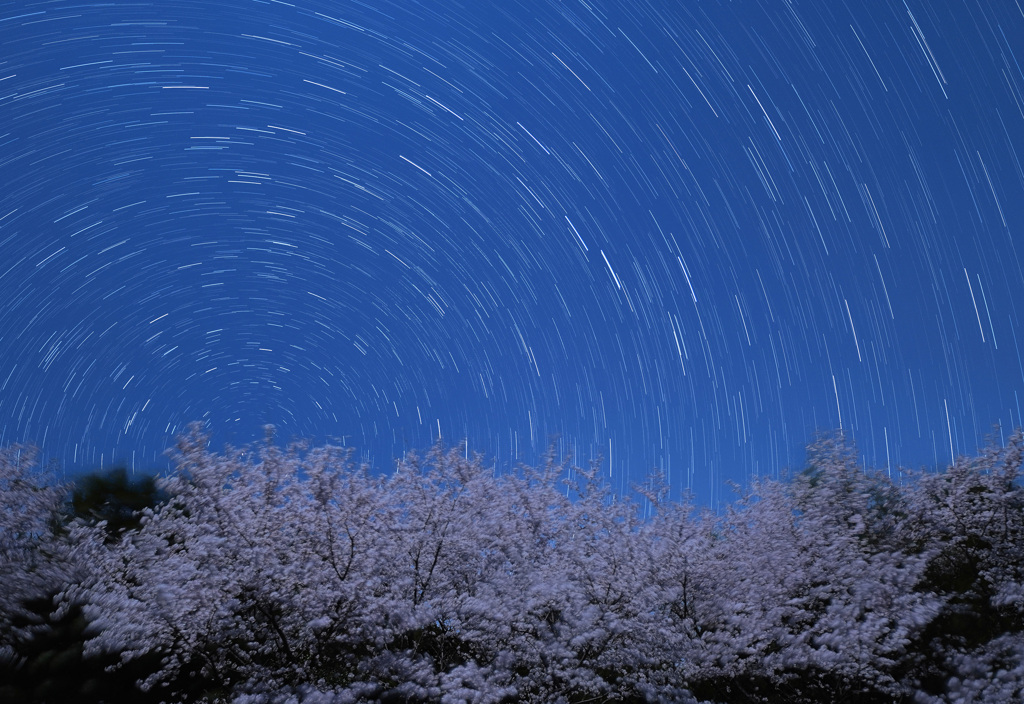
xmin=2 ymin=0 xmax=1023 ymax=504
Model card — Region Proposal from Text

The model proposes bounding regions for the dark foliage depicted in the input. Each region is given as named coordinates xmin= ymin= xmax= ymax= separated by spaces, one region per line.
xmin=66 ymin=466 xmax=167 ymax=542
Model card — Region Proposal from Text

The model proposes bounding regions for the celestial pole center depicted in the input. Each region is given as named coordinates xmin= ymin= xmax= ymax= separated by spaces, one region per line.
xmin=2 ymin=0 xmax=1023 ymax=504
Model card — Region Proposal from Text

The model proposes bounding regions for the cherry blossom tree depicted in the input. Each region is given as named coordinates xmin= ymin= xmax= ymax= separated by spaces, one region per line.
xmin=667 ymin=433 xmax=938 ymax=703
xmin=3 ymin=425 xmax=1023 ymax=702
xmin=906 ymin=429 xmax=1024 ymax=703
xmin=0 ymin=444 xmax=69 ymax=655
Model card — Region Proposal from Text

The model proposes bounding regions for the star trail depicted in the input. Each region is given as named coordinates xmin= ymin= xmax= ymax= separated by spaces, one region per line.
xmin=2 ymin=0 xmax=1023 ymax=504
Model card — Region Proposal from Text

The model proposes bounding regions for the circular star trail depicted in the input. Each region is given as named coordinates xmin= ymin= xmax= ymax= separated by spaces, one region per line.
xmin=2 ymin=0 xmax=1023 ymax=503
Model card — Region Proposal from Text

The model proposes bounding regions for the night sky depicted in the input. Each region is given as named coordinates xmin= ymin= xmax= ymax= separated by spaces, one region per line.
xmin=3 ymin=0 xmax=1023 ymax=505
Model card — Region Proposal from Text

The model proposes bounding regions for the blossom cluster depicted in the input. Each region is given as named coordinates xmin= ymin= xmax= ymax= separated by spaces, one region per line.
xmin=2 ymin=426 xmax=1022 ymax=703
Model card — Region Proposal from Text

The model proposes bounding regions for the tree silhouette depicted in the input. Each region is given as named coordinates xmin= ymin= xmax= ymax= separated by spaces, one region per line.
xmin=67 ymin=466 xmax=166 ymax=543
xmin=1 ymin=464 xmax=170 ymax=703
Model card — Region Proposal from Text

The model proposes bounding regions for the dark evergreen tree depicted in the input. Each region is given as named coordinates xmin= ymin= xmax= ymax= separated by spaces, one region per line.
xmin=67 ymin=466 xmax=166 ymax=543
xmin=1 ymin=464 xmax=171 ymax=704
